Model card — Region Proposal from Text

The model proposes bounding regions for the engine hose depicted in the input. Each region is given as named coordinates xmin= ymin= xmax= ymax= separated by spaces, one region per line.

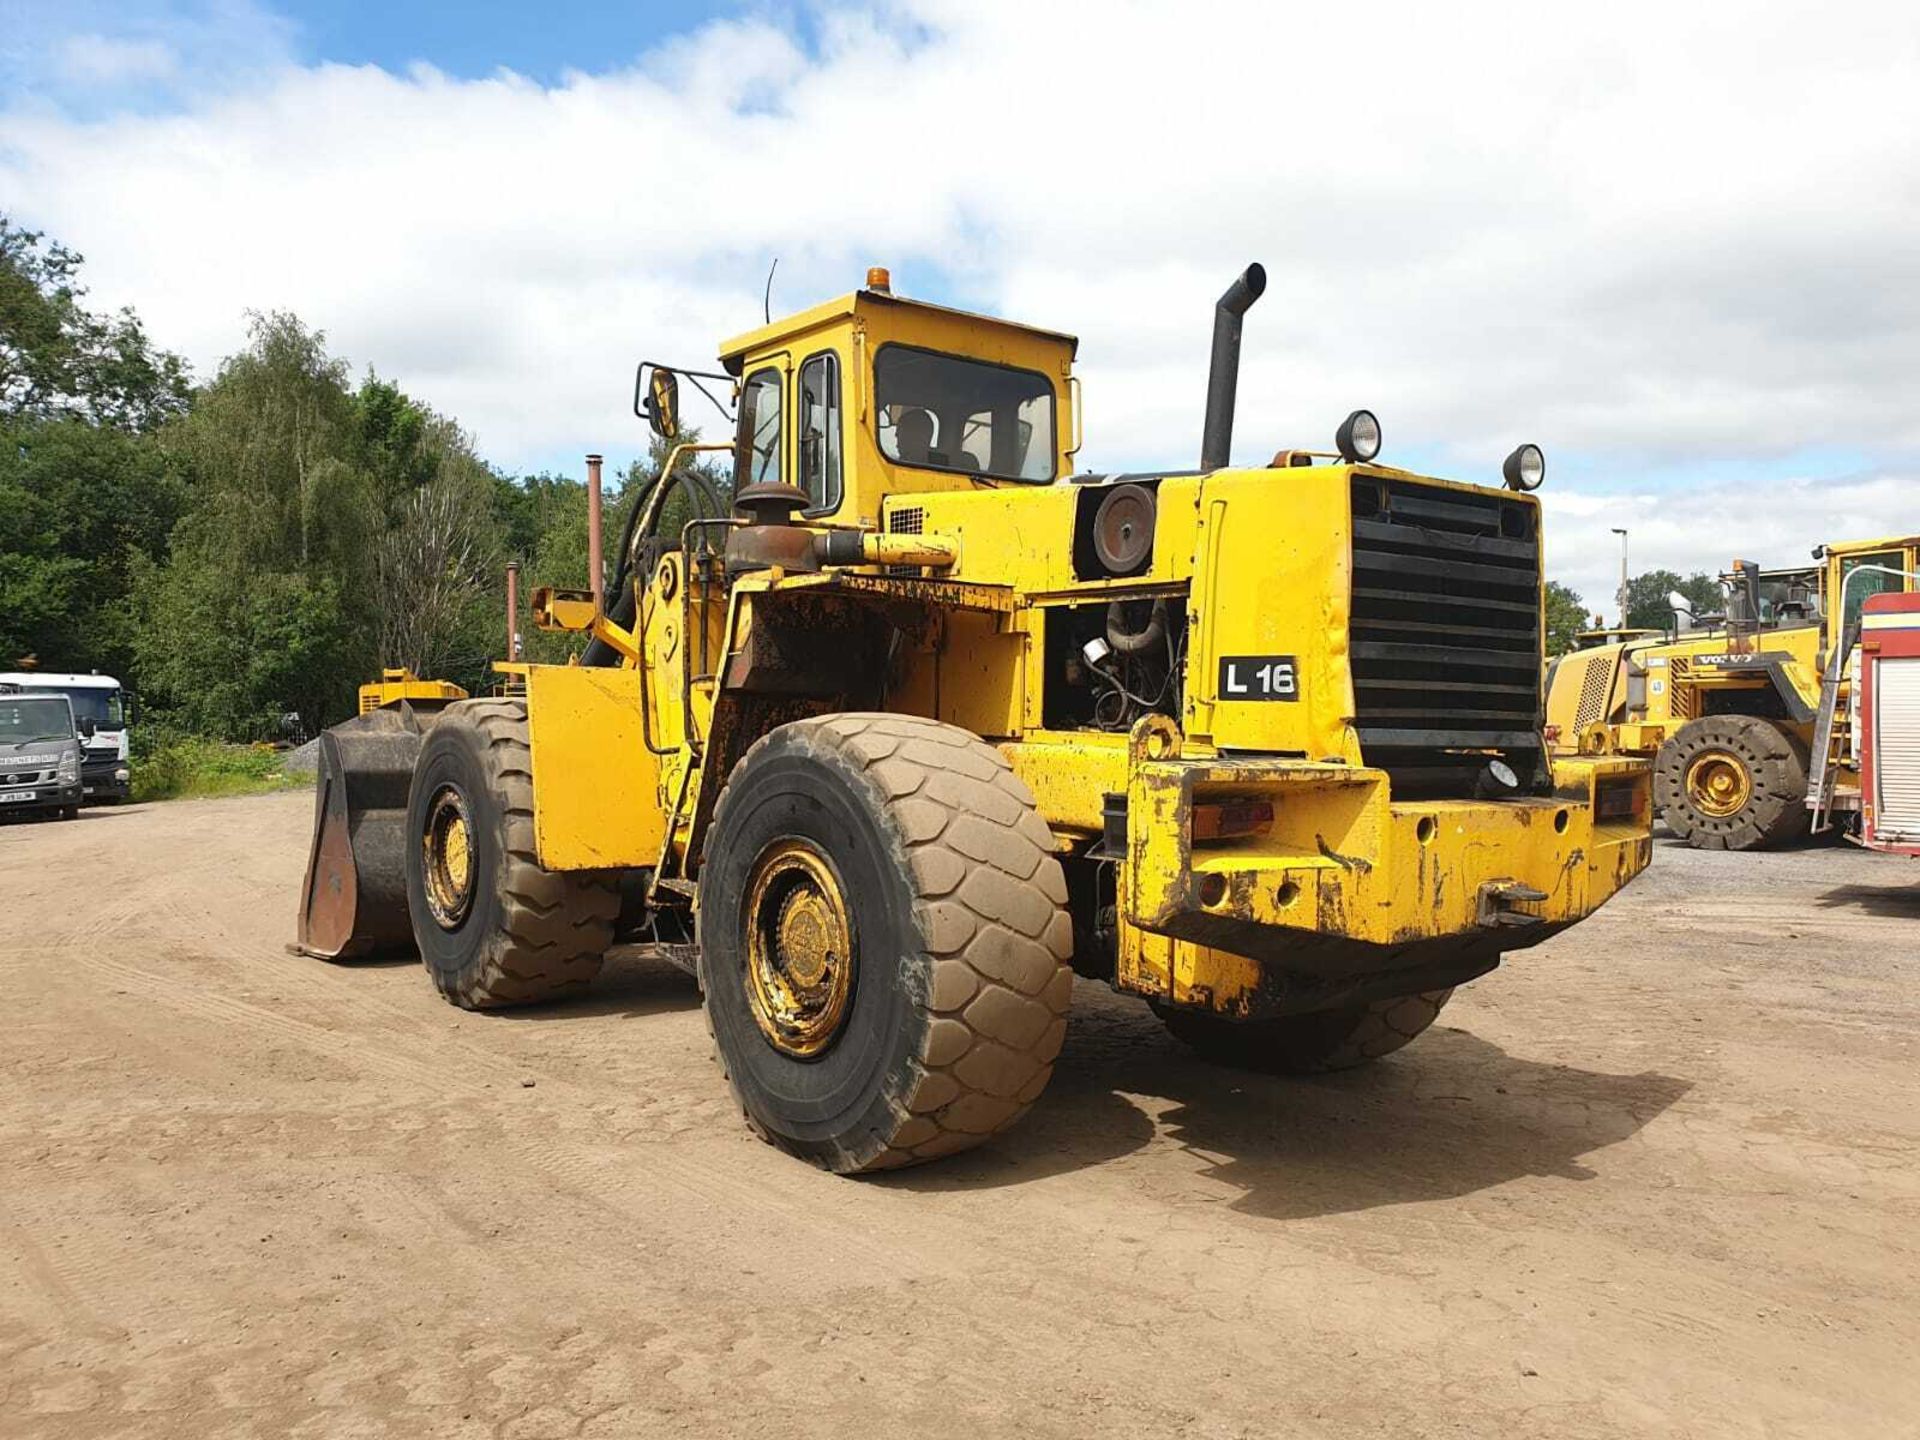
xmin=1106 ymin=597 xmax=1168 ymax=655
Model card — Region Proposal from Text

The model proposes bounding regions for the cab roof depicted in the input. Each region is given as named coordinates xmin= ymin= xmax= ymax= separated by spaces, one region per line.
xmin=1820 ymin=534 xmax=1920 ymax=557
xmin=717 ymin=287 xmax=1080 ymax=375
xmin=0 ymin=672 xmax=120 ymax=688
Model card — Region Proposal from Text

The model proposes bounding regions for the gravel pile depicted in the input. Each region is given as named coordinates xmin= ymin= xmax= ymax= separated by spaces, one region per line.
xmin=281 ymin=738 xmax=322 ymax=774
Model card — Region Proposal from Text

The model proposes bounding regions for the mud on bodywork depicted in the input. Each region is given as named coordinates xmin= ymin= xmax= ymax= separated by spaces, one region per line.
xmin=1112 ymin=723 xmax=1651 ymax=1020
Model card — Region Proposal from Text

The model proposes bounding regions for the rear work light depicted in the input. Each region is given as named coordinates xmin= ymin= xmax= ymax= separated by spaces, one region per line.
xmin=1192 ymin=800 xmax=1275 ymax=842
xmin=1595 ymin=777 xmax=1642 ymax=822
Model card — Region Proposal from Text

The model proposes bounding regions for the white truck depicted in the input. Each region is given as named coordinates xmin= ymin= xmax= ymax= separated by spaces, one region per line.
xmin=0 ymin=673 xmax=132 ymax=802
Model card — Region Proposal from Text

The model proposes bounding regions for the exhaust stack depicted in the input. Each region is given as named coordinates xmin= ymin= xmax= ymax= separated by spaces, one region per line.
xmin=504 ymin=560 xmax=520 ymax=661
xmin=586 ymin=453 xmax=605 ymax=617
xmin=1199 ymin=263 xmax=1267 ymax=471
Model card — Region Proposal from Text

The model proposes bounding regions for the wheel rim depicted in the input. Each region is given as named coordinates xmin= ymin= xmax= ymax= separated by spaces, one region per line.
xmin=1685 ymin=750 xmax=1752 ymax=818
xmin=743 ymin=839 xmax=855 ymax=1059
xmin=421 ymin=784 xmax=477 ymax=929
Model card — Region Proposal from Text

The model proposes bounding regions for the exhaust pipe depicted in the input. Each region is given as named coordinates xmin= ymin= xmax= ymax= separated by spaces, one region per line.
xmin=504 ymin=560 xmax=520 ymax=661
xmin=586 ymin=453 xmax=605 ymax=617
xmin=1199 ymin=263 xmax=1267 ymax=471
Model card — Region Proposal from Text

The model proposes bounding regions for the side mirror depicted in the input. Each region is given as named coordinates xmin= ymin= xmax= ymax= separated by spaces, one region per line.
xmin=77 ymin=716 xmax=96 ymax=739
xmin=637 ymin=364 xmax=681 ymax=440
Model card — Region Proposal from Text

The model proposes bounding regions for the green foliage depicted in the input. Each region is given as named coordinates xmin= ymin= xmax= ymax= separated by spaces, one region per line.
xmin=1543 ymin=580 xmax=1592 ymax=657
xmin=130 ymin=731 xmax=310 ymax=803
xmin=0 ymin=215 xmax=192 ymax=677
xmin=0 ymin=419 xmax=184 ymax=673
xmin=1626 ymin=570 xmax=1722 ymax=630
xmin=135 ymin=553 xmax=358 ymax=737
xmin=135 ymin=312 xmax=511 ymax=730
xmin=1 ymin=216 xmax=191 ymax=432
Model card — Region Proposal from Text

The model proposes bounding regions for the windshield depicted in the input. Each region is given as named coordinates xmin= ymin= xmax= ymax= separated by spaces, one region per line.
xmin=29 ymin=686 xmax=125 ymax=729
xmin=0 ymin=697 xmax=75 ymax=744
xmin=874 ymin=345 xmax=1056 ymax=483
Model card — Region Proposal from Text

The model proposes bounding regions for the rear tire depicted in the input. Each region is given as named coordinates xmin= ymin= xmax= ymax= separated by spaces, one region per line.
xmin=1160 ymin=989 xmax=1454 ymax=1074
xmin=404 ymin=699 xmax=617 ymax=1009
xmin=1653 ymin=715 xmax=1809 ymax=851
xmin=698 ymin=714 xmax=1074 ymax=1174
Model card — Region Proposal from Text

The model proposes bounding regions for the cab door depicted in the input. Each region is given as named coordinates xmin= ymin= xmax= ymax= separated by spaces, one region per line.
xmin=1829 ymin=543 xmax=1920 ymax=638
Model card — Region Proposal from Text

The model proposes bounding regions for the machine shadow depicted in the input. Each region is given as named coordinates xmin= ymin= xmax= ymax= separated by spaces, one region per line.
xmin=1814 ymin=881 xmax=1920 ymax=918
xmin=504 ymin=950 xmax=700 ymax=1022
xmin=886 ymin=991 xmax=1691 ymax=1220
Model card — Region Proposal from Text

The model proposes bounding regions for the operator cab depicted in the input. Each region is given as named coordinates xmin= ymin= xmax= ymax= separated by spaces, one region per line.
xmin=1819 ymin=537 xmax=1920 ymax=632
xmin=644 ymin=269 xmax=1078 ymax=529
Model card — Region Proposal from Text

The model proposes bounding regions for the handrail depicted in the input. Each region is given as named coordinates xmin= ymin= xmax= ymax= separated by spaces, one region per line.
xmin=1808 ymin=563 xmax=1919 ymax=832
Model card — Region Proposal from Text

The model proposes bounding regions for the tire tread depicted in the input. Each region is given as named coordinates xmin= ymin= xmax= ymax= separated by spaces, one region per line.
xmin=701 ymin=713 xmax=1073 ymax=1172
xmin=428 ymin=698 xmax=617 ymax=1009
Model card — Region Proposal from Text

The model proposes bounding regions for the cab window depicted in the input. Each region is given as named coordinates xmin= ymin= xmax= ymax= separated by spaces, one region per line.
xmin=874 ymin=345 xmax=1055 ymax=483
xmin=1838 ymin=550 xmax=1907 ymax=628
xmin=736 ymin=368 xmax=783 ymax=488
xmin=798 ymin=353 xmax=841 ymax=512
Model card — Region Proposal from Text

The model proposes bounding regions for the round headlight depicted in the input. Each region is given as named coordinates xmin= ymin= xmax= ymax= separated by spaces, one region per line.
xmin=1503 ymin=443 xmax=1545 ymax=491
xmin=1487 ymin=759 xmax=1520 ymax=789
xmin=1335 ymin=409 xmax=1382 ymax=464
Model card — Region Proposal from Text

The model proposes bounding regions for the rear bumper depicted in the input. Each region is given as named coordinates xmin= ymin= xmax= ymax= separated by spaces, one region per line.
xmin=1117 ymin=740 xmax=1652 ymax=1017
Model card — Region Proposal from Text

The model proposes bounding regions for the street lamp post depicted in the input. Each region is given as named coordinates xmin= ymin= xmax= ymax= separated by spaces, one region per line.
xmin=1611 ymin=527 xmax=1629 ymax=628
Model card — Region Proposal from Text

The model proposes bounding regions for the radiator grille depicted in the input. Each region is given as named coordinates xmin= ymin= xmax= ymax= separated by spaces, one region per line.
xmin=1667 ymin=658 xmax=1697 ymax=719
xmin=889 ymin=506 xmax=926 ymax=535
xmin=1349 ymin=476 xmax=1543 ymax=792
xmin=1573 ymin=655 xmax=1614 ymax=731
xmin=1874 ymin=657 xmax=1920 ymax=841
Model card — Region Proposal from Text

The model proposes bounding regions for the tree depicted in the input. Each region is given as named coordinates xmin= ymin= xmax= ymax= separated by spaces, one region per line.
xmin=1544 ymin=580 xmax=1591 ymax=657
xmin=0 ymin=217 xmax=191 ymax=678
xmin=0 ymin=419 xmax=183 ymax=676
xmin=137 ymin=313 xmax=508 ymax=732
xmin=1625 ymin=570 xmax=1722 ymax=631
xmin=1 ymin=215 xmax=191 ymax=432
xmin=373 ymin=435 xmax=503 ymax=690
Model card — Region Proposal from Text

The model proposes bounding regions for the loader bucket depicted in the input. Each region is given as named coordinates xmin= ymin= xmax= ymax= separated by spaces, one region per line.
xmin=294 ymin=704 xmax=443 ymax=960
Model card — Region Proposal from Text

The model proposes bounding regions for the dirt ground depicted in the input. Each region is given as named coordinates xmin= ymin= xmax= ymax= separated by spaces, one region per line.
xmin=3 ymin=794 xmax=1917 ymax=1439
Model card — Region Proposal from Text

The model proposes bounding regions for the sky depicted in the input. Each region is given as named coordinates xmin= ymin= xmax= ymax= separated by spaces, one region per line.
xmin=2 ymin=0 xmax=1917 ymax=614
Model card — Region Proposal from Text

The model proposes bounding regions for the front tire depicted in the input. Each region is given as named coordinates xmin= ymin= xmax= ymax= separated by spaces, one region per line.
xmin=404 ymin=699 xmax=618 ymax=1009
xmin=698 ymin=715 xmax=1074 ymax=1174
xmin=1161 ymin=989 xmax=1454 ymax=1074
xmin=1653 ymin=714 xmax=1810 ymax=851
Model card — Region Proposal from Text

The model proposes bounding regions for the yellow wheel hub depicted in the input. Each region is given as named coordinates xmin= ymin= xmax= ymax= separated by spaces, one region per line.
xmin=421 ymin=785 xmax=477 ymax=930
xmin=1685 ymin=751 xmax=1752 ymax=819
xmin=744 ymin=840 xmax=854 ymax=1058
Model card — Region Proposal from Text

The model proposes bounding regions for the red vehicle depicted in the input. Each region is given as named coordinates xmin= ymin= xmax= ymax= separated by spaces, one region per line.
xmin=1856 ymin=592 xmax=1920 ymax=855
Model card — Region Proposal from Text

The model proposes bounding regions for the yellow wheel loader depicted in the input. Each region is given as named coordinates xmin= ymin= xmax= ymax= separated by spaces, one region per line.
xmin=297 ymin=265 xmax=1651 ymax=1173
xmin=1546 ymin=539 xmax=1920 ymax=849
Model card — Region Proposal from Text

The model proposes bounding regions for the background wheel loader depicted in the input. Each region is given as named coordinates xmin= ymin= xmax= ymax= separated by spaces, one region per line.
xmin=296 ymin=264 xmax=1652 ymax=1173
xmin=1546 ymin=538 xmax=1920 ymax=850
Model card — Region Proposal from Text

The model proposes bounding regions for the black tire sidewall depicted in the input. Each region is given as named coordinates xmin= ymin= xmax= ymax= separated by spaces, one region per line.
xmin=1656 ymin=717 xmax=1798 ymax=845
xmin=701 ymin=739 xmax=927 ymax=1164
xmin=405 ymin=721 xmax=508 ymax=994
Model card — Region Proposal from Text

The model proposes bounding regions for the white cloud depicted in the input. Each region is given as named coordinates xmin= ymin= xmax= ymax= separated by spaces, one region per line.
xmin=3 ymin=0 xmax=1918 ymax=601
xmin=53 ymin=34 xmax=179 ymax=85
xmin=1547 ymin=470 xmax=1920 ymax=616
